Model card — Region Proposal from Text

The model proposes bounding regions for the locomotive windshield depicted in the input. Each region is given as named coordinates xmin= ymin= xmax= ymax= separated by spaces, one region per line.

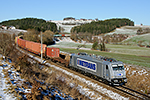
xmin=112 ymin=64 xmax=124 ymax=70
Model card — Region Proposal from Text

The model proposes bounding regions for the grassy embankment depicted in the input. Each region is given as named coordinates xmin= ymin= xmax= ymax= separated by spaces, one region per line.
xmin=60 ymin=45 xmax=150 ymax=68
xmin=123 ymin=33 xmax=150 ymax=45
xmin=107 ymin=26 xmax=150 ymax=45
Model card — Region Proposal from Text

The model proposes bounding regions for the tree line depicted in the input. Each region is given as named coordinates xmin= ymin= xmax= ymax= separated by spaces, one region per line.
xmin=18 ymin=29 xmax=55 ymax=45
xmin=137 ymin=27 xmax=150 ymax=35
xmin=71 ymin=18 xmax=134 ymax=35
xmin=71 ymin=18 xmax=134 ymax=51
xmin=0 ymin=18 xmax=57 ymax=32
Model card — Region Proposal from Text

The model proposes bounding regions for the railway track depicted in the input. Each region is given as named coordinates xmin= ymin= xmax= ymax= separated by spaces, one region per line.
xmin=18 ymin=47 xmax=150 ymax=100
xmin=113 ymin=86 xmax=150 ymax=100
xmin=46 ymin=59 xmax=150 ymax=100
xmin=47 ymin=59 xmax=150 ymax=100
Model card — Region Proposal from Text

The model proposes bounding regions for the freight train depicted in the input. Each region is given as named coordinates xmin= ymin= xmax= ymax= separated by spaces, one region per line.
xmin=15 ymin=37 xmax=127 ymax=86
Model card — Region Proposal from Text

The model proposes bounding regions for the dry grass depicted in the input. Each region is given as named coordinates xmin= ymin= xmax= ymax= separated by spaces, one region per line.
xmin=9 ymin=55 xmax=89 ymax=99
xmin=43 ymin=68 xmax=91 ymax=100
xmin=2 ymin=49 xmax=150 ymax=99
xmin=125 ymin=65 xmax=150 ymax=94
xmin=0 ymin=62 xmax=3 ymax=66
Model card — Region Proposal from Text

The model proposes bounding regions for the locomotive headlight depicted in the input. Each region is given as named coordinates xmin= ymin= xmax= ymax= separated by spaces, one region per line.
xmin=124 ymin=79 xmax=127 ymax=82
xmin=114 ymin=80 xmax=118 ymax=82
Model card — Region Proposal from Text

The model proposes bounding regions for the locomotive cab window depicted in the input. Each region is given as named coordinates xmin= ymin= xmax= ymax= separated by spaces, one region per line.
xmin=118 ymin=65 xmax=124 ymax=70
xmin=112 ymin=64 xmax=124 ymax=70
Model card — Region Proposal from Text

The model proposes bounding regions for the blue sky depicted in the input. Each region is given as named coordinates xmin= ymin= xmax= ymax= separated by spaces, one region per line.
xmin=0 ymin=0 xmax=150 ymax=25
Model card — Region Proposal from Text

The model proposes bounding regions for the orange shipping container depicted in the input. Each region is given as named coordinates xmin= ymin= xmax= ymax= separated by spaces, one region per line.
xmin=32 ymin=42 xmax=41 ymax=54
xmin=17 ymin=38 xmax=21 ymax=46
xmin=40 ymin=44 xmax=47 ymax=54
xmin=32 ymin=42 xmax=47 ymax=54
xmin=26 ymin=40 xmax=33 ymax=51
xmin=26 ymin=40 xmax=46 ymax=55
xmin=21 ymin=39 xmax=26 ymax=48
xmin=17 ymin=38 xmax=26 ymax=48
xmin=46 ymin=47 xmax=59 ymax=58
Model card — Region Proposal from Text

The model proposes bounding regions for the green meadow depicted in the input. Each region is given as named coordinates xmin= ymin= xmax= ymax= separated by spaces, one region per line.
xmin=53 ymin=26 xmax=150 ymax=68
xmin=60 ymin=46 xmax=150 ymax=68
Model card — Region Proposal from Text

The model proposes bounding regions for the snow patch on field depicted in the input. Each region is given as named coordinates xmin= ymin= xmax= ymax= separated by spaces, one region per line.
xmin=106 ymin=26 xmax=138 ymax=35
xmin=55 ymin=37 xmax=92 ymax=45
xmin=50 ymin=37 xmax=92 ymax=50
xmin=0 ymin=59 xmax=16 ymax=100
xmin=0 ymin=29 xmax=27 ymax=35
xmin=125 ymin=65 xmax=149 ymax=76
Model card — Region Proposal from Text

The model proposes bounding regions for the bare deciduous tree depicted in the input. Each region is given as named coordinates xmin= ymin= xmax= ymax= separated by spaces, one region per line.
xmin=0 ymin=33 xmax=15 ymax=56
xmin=41 ymin=30 xmax=54 ymax=45
xmin=23 ymin=29 xmax=40 ymax=42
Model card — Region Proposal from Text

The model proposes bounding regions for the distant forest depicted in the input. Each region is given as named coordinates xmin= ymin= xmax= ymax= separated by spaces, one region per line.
xmin=71 ymin=18 xmax=134 ymax=35
xmin=0 ymin=18 xmax=57 ymax=32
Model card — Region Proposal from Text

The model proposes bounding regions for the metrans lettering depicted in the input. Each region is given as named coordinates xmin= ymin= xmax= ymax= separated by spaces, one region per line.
xmin=77 ymin=58 xmax=97 ymax=72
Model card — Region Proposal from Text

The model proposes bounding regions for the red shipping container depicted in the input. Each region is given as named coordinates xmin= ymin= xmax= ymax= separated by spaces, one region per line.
xmin=62 ymin=34 xmax=65 ymax=37
xmin=46 ymin=47 xmax=59 ymax=58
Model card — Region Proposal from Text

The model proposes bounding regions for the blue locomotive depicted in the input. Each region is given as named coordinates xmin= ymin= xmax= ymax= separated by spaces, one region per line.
xmin=69 ymin=53 xmax=127 ymax=85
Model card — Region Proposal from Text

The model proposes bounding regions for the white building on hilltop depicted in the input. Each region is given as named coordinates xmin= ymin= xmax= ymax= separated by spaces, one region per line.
xmin=48 ymin=18 xmax=98 ymax=33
